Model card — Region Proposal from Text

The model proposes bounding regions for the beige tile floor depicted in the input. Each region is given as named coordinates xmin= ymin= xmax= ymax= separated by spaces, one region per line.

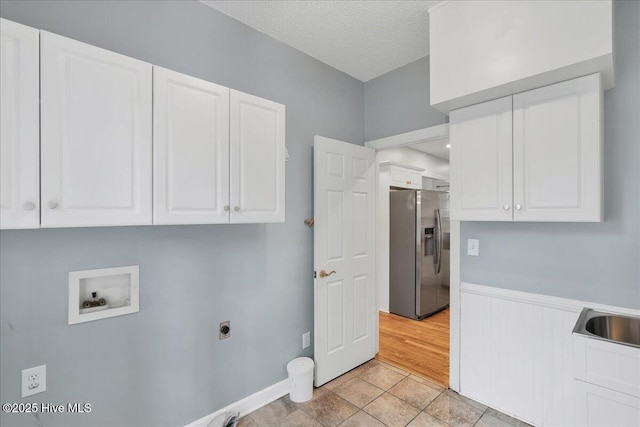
xmin=237 ymin=359 xmax=531 ymax=427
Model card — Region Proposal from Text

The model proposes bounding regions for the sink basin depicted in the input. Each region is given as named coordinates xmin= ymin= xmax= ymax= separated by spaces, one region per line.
xmin=573 ymin=308 xmax=640 ymax=348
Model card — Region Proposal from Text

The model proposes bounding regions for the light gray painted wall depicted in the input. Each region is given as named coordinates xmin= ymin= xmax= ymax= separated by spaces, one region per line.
xmin=0 ymin=1 xmax=363 ymax=426
xmin=364 ymin=56 xmax=448 ymax=141
xmin=461 ymin=0 xmax=640 ymax=308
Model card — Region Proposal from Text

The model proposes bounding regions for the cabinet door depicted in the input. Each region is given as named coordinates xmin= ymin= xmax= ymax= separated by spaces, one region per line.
xmin=40 ymin=32 xmax=152 ymax=227
xmin=0 ymin=19 xmax=40 ymax=229
xmin=574 ymin=380 xmax=640 ymax=427
xmin=153 ymin=67 xmax=230 ymax=225
xmin=450 ymin=96 xmax=513 ymax=221
xmin=407 ymin=171 xmax=422 ymax=189
xmin=389 ymin=166 xmax=421 ymax=189
xmin=229 ymin=90 xmax=285 ymax=223
xmin=513 ymin=74 xmax=602 ymax=222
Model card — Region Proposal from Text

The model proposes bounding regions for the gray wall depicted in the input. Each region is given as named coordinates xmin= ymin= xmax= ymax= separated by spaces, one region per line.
xmin=364 ymin=56 xmax=448 ymax=141
xmin=0 ymin=1 xmax=363 ymax=426
xmin=461 ymin=0 xmax=640 ymax=308
xmin=362 ymin=1 xmax=640 ymax=309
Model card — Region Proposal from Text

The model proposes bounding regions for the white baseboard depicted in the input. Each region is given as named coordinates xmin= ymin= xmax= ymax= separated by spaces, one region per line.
xmin=184 ymin=379 xmax=290 ymax=427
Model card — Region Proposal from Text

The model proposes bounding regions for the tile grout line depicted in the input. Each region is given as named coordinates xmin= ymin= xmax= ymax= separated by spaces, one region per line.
xmin=420 ymin=388 xmax=451 ymax=427
xmin=244 ymin=358 xmax=523 ymax=427
xmin=341 ymin=360 xmax=445 ymax=427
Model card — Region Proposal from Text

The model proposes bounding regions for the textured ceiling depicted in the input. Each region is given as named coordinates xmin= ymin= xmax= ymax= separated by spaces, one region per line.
xmin=201 ymin=0 xmax=443 ymax=82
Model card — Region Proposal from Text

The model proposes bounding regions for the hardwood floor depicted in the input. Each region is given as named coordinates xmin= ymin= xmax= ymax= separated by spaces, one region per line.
xmin=376 ymin=308 xmax=449 ymax=387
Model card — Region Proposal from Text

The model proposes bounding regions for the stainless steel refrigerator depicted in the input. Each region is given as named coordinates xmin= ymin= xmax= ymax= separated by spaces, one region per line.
xmin=389 ymin=189 xmax=450 ymax=320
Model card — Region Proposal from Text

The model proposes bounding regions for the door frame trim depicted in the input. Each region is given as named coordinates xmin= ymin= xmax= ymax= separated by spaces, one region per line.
xmin=365 ymin=124 xmax=449 ymax=151
xmin=365 ymin=123 xmax=460 ymax=392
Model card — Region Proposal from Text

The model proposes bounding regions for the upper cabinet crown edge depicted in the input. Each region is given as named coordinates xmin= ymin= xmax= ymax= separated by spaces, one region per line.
xmin=429 ymin=0 xmax=614 ymax=113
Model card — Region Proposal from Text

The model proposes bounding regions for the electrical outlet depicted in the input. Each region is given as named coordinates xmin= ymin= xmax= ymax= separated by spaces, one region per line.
xmin=467 ymin=239 xmax=480 ymax=256
xmin=219 ymin=321 xmax=231 ymax=340
xmin=302 ymin=332 xmax=310 ymax=349
xmin=22 ymin=365 xmax=46 ymax=397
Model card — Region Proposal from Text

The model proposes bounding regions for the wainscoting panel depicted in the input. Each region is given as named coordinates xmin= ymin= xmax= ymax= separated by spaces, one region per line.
xmin=459 ymin=282 xmax=639 ymax=426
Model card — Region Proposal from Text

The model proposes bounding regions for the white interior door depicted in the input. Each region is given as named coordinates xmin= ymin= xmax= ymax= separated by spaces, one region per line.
xmin=313 ymin=135 xmax=377 ymax=386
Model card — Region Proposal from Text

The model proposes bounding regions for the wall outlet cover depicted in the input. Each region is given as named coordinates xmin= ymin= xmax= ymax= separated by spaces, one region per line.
xmin=22 ymin=365 xmax=46 ymax=397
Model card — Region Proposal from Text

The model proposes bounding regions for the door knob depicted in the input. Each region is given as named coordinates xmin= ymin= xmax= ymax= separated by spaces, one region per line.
xmin=319 ymin=270 xmax=336 ymax=278
xmin=234 ymin=206 xmax=240 ymax=212
xmin=515 ymin=204 xmax=522 ymax=210
xmin=224 ymin=205 xmax=230 ymax=211
xmin=48 ymin=201 xmax=58 ymax=210
xmin=22 ymin=201 xmax=35 ymax=211
xmin=503 ymin=204 xmax=510 ymax=211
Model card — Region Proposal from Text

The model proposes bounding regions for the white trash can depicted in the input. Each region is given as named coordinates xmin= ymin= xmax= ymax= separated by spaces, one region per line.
xmin=287 ymin=357 xmax=314 ymax=403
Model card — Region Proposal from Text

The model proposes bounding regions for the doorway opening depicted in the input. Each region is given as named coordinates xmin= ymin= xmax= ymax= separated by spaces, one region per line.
xmin=366 ymin=125 xmax=452 ymax=388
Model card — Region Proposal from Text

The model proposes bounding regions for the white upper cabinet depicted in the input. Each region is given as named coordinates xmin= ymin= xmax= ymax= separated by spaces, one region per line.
xmin=451 ymin=74 xmax=602 ymax=223
xmin=40 ymin=31 xmax=152 ymax=227
xmin=230 ymin=90 xmax=285 ymax=223
xmin=0 ymin=19 xmax=40 ymax=229
xmin=388 ymin=165 xmax=422 ymax=190
xmin=513 ymin=73 xmax=602 ymax=222
xmin=153 ymin=66 xmax=230 ymax=225
xmin=2 ymin=21 xmax=285 ymax=229
xmin=450 ymin=96 xmax=513 ymax=221
xmin=429 ymin=0 xmax=613 ymax=113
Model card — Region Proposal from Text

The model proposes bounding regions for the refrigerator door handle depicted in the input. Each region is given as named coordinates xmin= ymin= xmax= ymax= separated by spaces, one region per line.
xmin=433 ymin=209 xmax=439 ymax=274
xmin=435 ymin=208 xmax=443 ymax=274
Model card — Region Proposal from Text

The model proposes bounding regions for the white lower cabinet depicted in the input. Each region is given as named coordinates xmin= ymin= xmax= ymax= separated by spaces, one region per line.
xmin=574 ymin=381 xmax=640 ymax=427
xmin=230 ymin=90 xmax=285 ymax=223
xmin=573 ymin=334 xmax=640 ymax=426
xmin=0 ymin=19 xmax=40 ymax=229
xmin=153 ymin=66 xmax=230 ymax=225
xmin=450 ymin=73 xmax=602 ymax=222
xmin=40 ymin=31 xmax=152 ymax=227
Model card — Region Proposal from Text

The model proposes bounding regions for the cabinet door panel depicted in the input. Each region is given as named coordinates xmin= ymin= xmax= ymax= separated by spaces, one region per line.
xmin=390 ymin=167 xmax=409 ymax=187
xmin=153 ymin=67 xmax=229 ymax=224
xmin=0 ymin=19 xmax=39 ymax=229
xmin=389 ymin=166 xmax=421 ymax=189
xmin=574 ymin=381 xmax=640 ymax=427
xmin=40 ymin=32 xmax=152 ymax=227
xmin=230 ymin=90 xmax=285 ymax=223
xmin=450 ymin=96 xmax=513 ymax=221
xmin=513 ymin=73 xmax=602 ymax=222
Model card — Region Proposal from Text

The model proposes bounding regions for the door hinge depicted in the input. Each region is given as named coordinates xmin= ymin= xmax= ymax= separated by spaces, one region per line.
xmin=313 ymin=271 xmax=317 ymax=279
